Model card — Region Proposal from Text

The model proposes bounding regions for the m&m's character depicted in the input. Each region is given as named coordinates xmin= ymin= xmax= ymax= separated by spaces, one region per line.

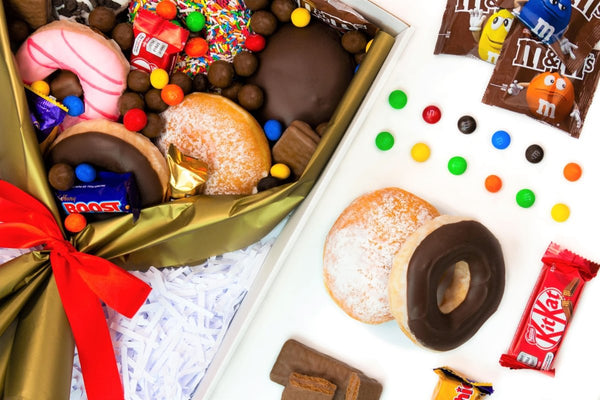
xmin=508 ymin=71 xmax=580 ymax=126
xmin=469 ymin=8 xmax=515 ymax=64
xmin=514 ymin=0 xmax=571 ymax=45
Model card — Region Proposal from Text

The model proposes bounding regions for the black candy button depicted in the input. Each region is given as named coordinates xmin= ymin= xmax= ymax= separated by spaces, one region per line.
xmin=525 ymin=144 xmax=544 ymax=163
xmin=457 ymin=115 xmax=476 ymax=134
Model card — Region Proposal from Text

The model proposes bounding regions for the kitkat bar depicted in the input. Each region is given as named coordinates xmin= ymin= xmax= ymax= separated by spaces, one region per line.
xmin=499 ymin=242 xmax=600 ymax=375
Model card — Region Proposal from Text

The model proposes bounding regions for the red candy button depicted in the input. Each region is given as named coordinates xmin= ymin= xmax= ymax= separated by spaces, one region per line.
xmin=422 ymin=105 xmax=441 ymax=124
xmin=245 ymin=34 xmax=266 ymax=52
xmin=185 ymin=37 xmax=209 ymax=57
xmin=123 ymin=108 xmax=148 ymax=131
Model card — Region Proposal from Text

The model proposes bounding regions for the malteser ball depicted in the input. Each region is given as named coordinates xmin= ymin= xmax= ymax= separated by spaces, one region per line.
xmin=141 ymin=113 xmax=164 ymax=138
xmin=207 ymin=60 xmax=235 ymax=88
xmin=112 ymin=22 xmax=134 ymax=51
xmin=250 ymin=10 xmax=278 ymax=36
xmin=237 ymin=84 xmax=264 ymax=110
xmin=193 ymin=73 xmax=209 ymax=92
xmin=50 ymin=70 xmax=83 ymax=101
xmin=271 ymin=0 xmax=295 ymax=22
xmin=144 ymin=89 xmax=168 ymax=113
xmin=233 ymin=51 xmax=258 ymax=77
xmin=222 ymin=82 xmax=243 ymax=101
xmin=88 ymin=7 xmax=116 ymax=34
xmin=244 ymin=0 xmax=269 ymax=11
xmin=118 ymin=92 xmax=145 ymax=116
xmin=48 ymin=163 xmax=75 ymax=191
xmin=127 ymin=70 xmax=151 ymax=93
xmin=342 ymin=30 xmax=368 ymax=54
xmin=169 ymin=72 xmax=193 ymax=95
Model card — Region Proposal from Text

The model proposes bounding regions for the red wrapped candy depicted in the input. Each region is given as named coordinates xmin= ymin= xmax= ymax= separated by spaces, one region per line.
xmin=500 ymin=242 xmax=600 ymax=375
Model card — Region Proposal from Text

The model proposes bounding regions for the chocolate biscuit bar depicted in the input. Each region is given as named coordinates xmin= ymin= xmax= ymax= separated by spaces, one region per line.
xmin=281 ymin=372 xmax=336 ymax=400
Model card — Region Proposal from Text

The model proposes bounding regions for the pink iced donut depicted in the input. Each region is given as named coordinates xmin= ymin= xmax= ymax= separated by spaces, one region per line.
xmin=16 ymin=20 xmax=129 ymax=127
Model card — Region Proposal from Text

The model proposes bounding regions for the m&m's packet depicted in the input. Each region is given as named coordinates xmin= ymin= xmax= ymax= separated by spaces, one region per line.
xmin=499 ymin=242 xmax=599 ymax=375
xmin=431 ymin=367 xmax=493 ymax=399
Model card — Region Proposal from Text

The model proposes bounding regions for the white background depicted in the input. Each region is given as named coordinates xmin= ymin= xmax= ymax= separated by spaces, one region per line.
xmin=209 ymin=0 xmax=600 ymax=398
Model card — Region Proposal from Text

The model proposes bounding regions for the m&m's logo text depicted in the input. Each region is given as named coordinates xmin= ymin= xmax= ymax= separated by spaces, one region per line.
xmin=454 ymin=0 xmax=496 ymax=13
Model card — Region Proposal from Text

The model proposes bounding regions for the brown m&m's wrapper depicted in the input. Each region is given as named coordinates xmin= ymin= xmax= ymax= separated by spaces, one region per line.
xmin=167 ymin=144 xmax=208 ymax=198
xmin=482 ymin=24 xmax=600 ymax=138
xmin=499 ymin=242 xmax=600 ymax=375
xmin=431 ymin=367 xmax=493 ymax=399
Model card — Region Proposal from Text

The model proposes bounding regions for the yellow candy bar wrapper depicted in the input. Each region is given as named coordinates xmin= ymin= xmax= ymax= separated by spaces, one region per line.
xmin=431 ymin=367 xmax=493 ymax=399
xmin=167 ymin=144 xmax=208 ymax=199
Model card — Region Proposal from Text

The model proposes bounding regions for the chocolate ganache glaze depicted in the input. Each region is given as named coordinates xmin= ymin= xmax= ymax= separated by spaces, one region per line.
xmin=406 ymin=220 xmax=505 ymax=351
xmin=47 ymin=132 xmax=163 ymax=207
xmin=249 ymin=20 xmax=354 ymax=127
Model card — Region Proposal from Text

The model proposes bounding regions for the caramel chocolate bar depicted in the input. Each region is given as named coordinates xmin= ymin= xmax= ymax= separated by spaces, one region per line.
xmin=271 ymin=339 xmax=382 ymax=400
xmin=282 ymin=372 xmax=336 ymax=400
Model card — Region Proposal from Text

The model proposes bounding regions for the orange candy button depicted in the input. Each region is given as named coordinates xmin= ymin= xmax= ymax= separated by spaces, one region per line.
xmin=485 ymin=174 xmax=502 ymax=193
xmin=563 ymin=162 xmax=582 ymax=182
xmin=65 ymin=213 xmax=87 ymax=233
xmin=185 ymin=37 xmax=208 ymax=57
xmin=161 ymin=84 xmax=184 ymax=106
xmin=156 ymin=0 xmax=177 ymax=20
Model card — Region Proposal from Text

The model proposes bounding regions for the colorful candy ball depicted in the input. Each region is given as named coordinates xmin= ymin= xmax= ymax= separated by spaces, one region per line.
xmin=447 ymin=156 xmax=467 ymax=175
xmin=156 ymin=0 xmax=177 ymax=20
xmin=245 ymin=33 xmax=266 ymax=52
xmin=516 ymin=188 xmax=535 ymax=208
xmin=375 ymin=131 xmax=394 ymax=151
xmin=64 ymin=213 xmax=87 ymax=233
xmin=63 ymin=95 xmax=84 ymax=116
xmin=150 ymin=68 xmax=170 ymax=89
xmin=563 ymin=162 xmax=582 ymax=182
xmin=264 ymin=120 xmax=283 ymax=141
xmin=185 ymin=37 xmax=209 ymax=57
xmin=161 ymin=84 xmax=184 ymax=106
xmin=31 ymin=80 xmax=50 ymax=96
xmin=422 ymin=105 xmax=441 ymax=124
xmin=75 ymin=163 xmax=96 ymax=183
xmin=491 ymin=130 xmax=511 ymax=149
xmin=410 ymin=142 xmax=430 ymax=162
xmin=186 ymin=11 xmax=206 ymax=32
xmin=551 ymin=203 xmax=570 ymax=222
xmin=485 ymin=175 xmax=502 ymax=193
xmin=388 ymin=89 xmax=407 ymax=109
xmin=270 ymin=163 xmax=291 ymax=179
xmin=123 ymin=108 xmax=148 ymax=131
xmin=291 ymin=8 xmax=311 ymax=27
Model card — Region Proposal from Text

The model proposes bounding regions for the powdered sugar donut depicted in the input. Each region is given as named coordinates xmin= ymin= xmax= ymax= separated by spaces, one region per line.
xmin=323 ymin=188 xmax=439 ymax=324
xmin=15 ymin=20 xmax=129 ymax=127
xmin=156 ymin=92 xmax=270 ymax=195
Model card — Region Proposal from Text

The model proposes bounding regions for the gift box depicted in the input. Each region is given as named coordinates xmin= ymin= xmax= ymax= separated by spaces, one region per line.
xmin=0 ymin=0 xmax=405 ymax=398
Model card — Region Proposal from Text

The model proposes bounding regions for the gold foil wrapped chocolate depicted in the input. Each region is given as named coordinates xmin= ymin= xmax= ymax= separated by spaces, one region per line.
xmin=167 ymin=144 xmax=208 ymax=198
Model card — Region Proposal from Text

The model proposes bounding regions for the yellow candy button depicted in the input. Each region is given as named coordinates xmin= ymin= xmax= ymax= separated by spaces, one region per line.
xmin=551 ymin=203 xmax=570 ymax=222
xmin=291 ymin=8 xmax=311 ymax=28
xmin=411 ymin=142 xmax=430 ymax=162
xmin=270 ymin=163 xmax=291 ymax=179
xmin=150 ymin=68 xmax=169 ymax=89
xmin=31 ymin=80 xmax=50 ymax=96
xmin=366 ymin=39 xmax=373 ymax=52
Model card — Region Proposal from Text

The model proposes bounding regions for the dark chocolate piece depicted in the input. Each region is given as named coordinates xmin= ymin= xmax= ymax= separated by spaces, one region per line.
xmin=271 ymin=339 xmax=382 ymax=400
xmin=233 ymin=51 xmax=259 ymax=77
xmin=272 ymin=120 xmax=320 ymax=177
xmin=281 ymin=372 xmax=336 ymax=400
xmin=525 ymin=144 xmax=544 ymax=164
xmin=250 ymin=10 xmax=278 ymax=36
xmin=118 ymin=92 xmax=145 ymax=116
xmin=127 ymin=70 xmax=151 ymax=93
xmin=169 ymin=72 xmax=193 ymax=95
xmin=47 ymin=132 xmax=163 ymax=207
xmin=112 ymin=22 xmax=134 ymax=51
xmin=342 ymin=30 xmax=367 ymax=54
xmin=207 ymin=60 xmax=235 ymax=88
xmin=88 ymin=6 xmax=116 ymax=34
xmin=50 ymin=70 xmax=83 ymax=101
xmin=457 ymin=115 xmax=476 ymax=134
xmin=144 ymin=89 xmax=168 ymax=113
xmin=48 ymin=163 xmax=75 ymax=191
xmin=270 ymin=0 xmax=295 ymax=22
xmin=249 ymin=21 xmax=354 ymax=127
xmin=237 ymin=84 xmax=264 ymax=110
xmin=406 ymin=220 xmax=505 ymax=351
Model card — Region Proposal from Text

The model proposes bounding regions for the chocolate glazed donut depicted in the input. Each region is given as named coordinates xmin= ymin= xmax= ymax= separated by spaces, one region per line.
xmin=388 ymin=215 xmax=505 ymax=351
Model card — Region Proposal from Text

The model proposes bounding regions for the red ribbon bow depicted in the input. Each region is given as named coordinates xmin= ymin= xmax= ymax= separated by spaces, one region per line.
xmin=0 ymin=180 xmax=152 ymax=400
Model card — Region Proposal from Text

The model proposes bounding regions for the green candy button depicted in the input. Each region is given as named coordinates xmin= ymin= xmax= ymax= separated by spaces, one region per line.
xmin=376 ymin=131 xmax=394 ymax=151
xmin=516 ymin=189 xmax=535 ymax=208
xmin=388 ymin=90 xmax=407 ymax=109
xmin=447 ymin=156 xmax=467 ymax=175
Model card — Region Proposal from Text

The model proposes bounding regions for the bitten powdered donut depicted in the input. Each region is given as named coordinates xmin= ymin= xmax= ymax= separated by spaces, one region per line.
xmin=47 ymin=119 xmax=169 ymax=207
xmin=16 ymin=20 xmax=129 ymax=126
xmin=323 ymin=188 xmax=439 ymax=324
xmin=388 ymin=215 xmax=505 ymax=351
xmin=156 ymin=92 xmax=271 ymax=195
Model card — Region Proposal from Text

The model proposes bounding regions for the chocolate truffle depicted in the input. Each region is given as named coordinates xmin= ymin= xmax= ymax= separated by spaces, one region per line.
xmin=270 ymin=0 xmax=295 ymax=22
xmin=244 ymin=0 xmax=269 ymax=11
xmin=88 ymin=7 xmax=116 ymax=34
xmin=169 ymin=72 xmax=193 ymax=95
xmin=112 ymin=22 xmax=134 ymax=51
xmin=249 ymin=21 xmax=354 ymax=127
xmin=233 ymin=51 xmax=258 ymax=77
xmin=341 ymin=30 xmax=368 ymax=54
xmin=207 ymin=60 xmax=235 ymax=88
xmin=48 ymin=163 xmax=75 ymax=191
xmin=221 ymin=82 xmax=243 ymax=101
xmin=50 ymin=70 xmax=83 ymax=101
xmin=193 ymin=73 xmax=209 ymax=92
xmin=144 ymin=89 xmax=168 ymax=113
xmin=250 ymin=10 xmax=278 ymax=36
xmin=127 ymin=70 xmax=151 ymax=93
xmin=118 ymin=92 xmax=145 ymax=116
xmin=141 ymin=113 xmax=164 ymax=138
xmin=237 ymin=84 xmax=264 ymax=110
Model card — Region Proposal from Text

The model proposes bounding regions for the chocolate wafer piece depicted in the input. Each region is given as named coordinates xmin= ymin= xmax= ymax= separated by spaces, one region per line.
xmin=271 ymin=339 xmax=382 ymax=400
xmin=282 ymin=372 xmax=336 ymax=400
xmin=563 ymin=278 xmax=580 ymax=297
xmin=272 ymin=120 xmax=320 ymax=178
xmin=561 ymin=300 xmax=573 ymax=321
